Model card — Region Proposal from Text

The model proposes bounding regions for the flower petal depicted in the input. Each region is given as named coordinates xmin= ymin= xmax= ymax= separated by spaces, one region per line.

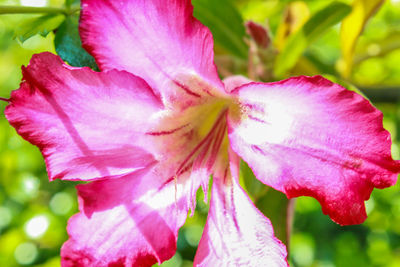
xmin=145 ymin=103 xmax=230 ymax=212
xmin=61 ymin=164 xmax=190 ymax=267
xmin=227 ymin=76 xmax=400 ymax=225
xmin=194 ymin=150 xmax=288 ymax=266
xmin=223 ymin=75 xmax=252 ymax=93
xmin=5 ymin=52 xmax=161 ymax=181
xmin=80 ymin=0 xmax=225 ymax=106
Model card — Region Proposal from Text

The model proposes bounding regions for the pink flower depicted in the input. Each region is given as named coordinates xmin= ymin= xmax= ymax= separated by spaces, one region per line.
xmin=3 ymin=0 xmax=399 ymax=266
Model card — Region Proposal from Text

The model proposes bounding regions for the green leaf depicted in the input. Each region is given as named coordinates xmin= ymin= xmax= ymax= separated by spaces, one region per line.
xmin=192 ymin=0 xmax=248 ymax=59
xmin=240 ymin=161 xmax=293 ymax=246
xmin=354 ymin=30 xmax=400 ymax=65
xmin=340 ymin=0 xmax=385 ymax=78
xmin=14 ymin=14 xmax=64 ymax=43
xmin=54 ymin=14 xmax=98 ymax=69
xmin=65 ymin=0 xmax=80 ymax=8
xmin=274 ymin=2 xmax=352 ymax=77
xmin=275 ymin=1 xmax=310 ymax=51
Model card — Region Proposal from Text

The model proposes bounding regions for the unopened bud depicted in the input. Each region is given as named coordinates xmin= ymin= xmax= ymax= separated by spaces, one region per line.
xmin=245 ymin=21 xmax=270 ymax=48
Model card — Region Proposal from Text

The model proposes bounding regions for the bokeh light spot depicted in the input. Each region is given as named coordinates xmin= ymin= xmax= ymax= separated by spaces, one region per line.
xmin=24 ymin=215 xmax=49 ymax=238
xmin=50 ymin=192 xmax=73 ymax=215
xmin=291 ymin=234 xmax=315 ymax=267
xmin=22 ymin=174 xmax=40 ymax=195
xmin=14 ymin=242 xmax=38 ymax=265
xmin=367 ymin=43 xmax=381 ymax=57
xmin=366 ymin=197 xmax=375 ymax=215
xmin=20 ymin=0 xmax=47 ymax=7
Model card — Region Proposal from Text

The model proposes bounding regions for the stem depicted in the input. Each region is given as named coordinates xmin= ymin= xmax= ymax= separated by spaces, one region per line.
xmin=247 ymin=41 xmax=257 ymax=80
xmin=0 ymin=97 xmax=10 ymax=102
xmin=0 ymin=6 xmax=79 ymax=16
xmin=286 ymin=198 xmax=296 ymax=257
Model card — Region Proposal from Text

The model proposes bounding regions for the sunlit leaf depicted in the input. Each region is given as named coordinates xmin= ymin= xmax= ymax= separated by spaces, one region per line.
xmin=303 ymin=52 xmax=338 ymax=76
xmin=340 ymin=0 xmax=385 ymax=78
xmin=54 ymin=14 xmax=98 ymax=69
xmin=1 ymin=0 xmax=400 ymax=266
xmin=274 ymin=2 xmax=351 ymax=77
xmin=192 ymin=0 xmax=248 ymax=59
xmin=354 ymin=30 xmax=400 ymax=65
xmin=275 ymin=1 xmax=310 ymax=51
xmin=14 ymin=14 xmax=64 ymax=43
xmin=240 ymin=161 xmax=292 ymax=246
xmin=65 ymin=0 xmax=80 ymax=8
xmin=290 ymin=56 xmax=324 ymax=77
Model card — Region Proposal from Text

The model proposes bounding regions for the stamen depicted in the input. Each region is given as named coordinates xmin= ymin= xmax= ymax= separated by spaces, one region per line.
xmin=206 ymin=121 xmax=227 ymax=170
xmin=158 ymin=110 xmax=228 ymax=198
xmin=176 ymin=110 xmax=227 ymax=174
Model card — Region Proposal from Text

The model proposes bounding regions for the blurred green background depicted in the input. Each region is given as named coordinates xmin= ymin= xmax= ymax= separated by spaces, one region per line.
xmin=1 ymin=0 xmax=400 ymax=266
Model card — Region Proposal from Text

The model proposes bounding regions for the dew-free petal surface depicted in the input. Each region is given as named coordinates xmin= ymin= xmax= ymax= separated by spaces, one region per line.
xmin=223 ymin=75 xmax=252 ymax=94
xmin=61 ymin=165 xmax=190 ymax=266
xmin=228 ymin=76 xmax=400 ymax=225
xmin=5 ymin=52 xmax=161 ymax=181
xmin=194 ymin=150 xmax=288 ymax=266
xmin=80 ymin=0 xmax=225 ymax=108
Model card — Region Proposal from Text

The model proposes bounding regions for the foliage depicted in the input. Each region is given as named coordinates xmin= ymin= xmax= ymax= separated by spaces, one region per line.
xmin=14 ymin=14 xmax=64 ymax=43
xmin=193 ymin=0 xmax=248 ymax=59
xmin=0 ymin=0 xmax=400 ymax=266
xmin=54 ymin=14 xmax=97 ymax=69
xmin=274 ymin=1 xmax=352 ymax=77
